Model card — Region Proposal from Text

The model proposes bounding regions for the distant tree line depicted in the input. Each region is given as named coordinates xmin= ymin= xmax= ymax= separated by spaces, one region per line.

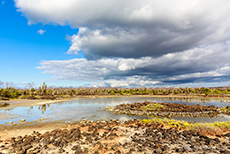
xmin=0 ymin=81 xmax=230 ymax=100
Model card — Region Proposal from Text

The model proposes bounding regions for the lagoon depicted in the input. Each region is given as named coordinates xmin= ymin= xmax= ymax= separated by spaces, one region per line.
xmin=0 ymin=96 xmax=230 ymax=125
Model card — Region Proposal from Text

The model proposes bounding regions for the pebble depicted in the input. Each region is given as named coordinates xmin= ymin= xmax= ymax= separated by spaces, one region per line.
xmin=20 ymin=119 xmax=26 ymax=122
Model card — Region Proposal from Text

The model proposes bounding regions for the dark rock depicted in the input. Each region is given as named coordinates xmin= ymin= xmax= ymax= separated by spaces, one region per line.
xmin=221 ymin=149 xmax=230 ymax=154
xmin=59 ymin=148 xmax=65 ymax=153
xmin=200 ymin=135 xmax=210 ymax=140
xmin=162 ymin=144 xmax=170 ymax=151
xmin=94 ymin=136 xmax=100 ymax=141
xmin=175 ymin=148 xmax=183 ymax=153
xmin=225 ymin=133 xmax=230 ymax=137
xmin=129 ymin=148 xmax=136 ymax=153
xmin=213 ymin=138 xmax=220 ymax=143
xmin=85 ymin=136 xmax=93 ymax=143
xmin=93 ymin=151 xmax=100 ymax=154
xmin=23 ymin=144 xmax=32 ymax=151
xmin=115 ymin=150 xmax=121 ymax=154
xmin=112 ymin=144 xmax=119 ymax=151
xmin=72 ymin=145 xmax=81 ymax=151
xmin=154 ymin=148 xmax=162 ymax=154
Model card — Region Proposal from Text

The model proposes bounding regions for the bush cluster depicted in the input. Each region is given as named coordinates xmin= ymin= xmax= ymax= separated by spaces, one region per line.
xmin=1 ymin=82 xmax=230 ymax=100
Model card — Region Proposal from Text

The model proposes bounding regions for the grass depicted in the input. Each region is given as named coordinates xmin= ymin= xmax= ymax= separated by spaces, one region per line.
xmin=141 ymin=103 xmax=165 ymax=111
xmin=220 ymin=106 xmax=230 ymax=112
xmin=142 ymin=118 xmax=230 ymax=135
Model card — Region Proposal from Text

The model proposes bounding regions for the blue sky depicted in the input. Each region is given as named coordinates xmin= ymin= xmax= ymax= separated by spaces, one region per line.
xmin=0 ymin=0 xmax=83 ymax=87
xmin=0 ymin=0 xmax=230 ymax=88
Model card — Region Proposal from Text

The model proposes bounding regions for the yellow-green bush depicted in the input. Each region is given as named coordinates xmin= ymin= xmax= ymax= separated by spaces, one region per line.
xmin=141 ymin=103 xmax=164 ymax=111
xmin=142 ymin=118 xmax=230 ymax=132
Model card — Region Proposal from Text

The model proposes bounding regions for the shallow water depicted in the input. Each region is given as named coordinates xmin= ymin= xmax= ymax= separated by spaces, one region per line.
xmin=0 ymin=96 xmax=230 ymax=125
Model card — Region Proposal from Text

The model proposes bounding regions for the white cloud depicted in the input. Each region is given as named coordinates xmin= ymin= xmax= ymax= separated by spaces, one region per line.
xmin=14 ymin=0 xmax=230 ymax=87
xmin=37 ymin=29 xmax=46 ymax=35
xmin=15 ymin=0 xmax=230 ymax=59
xmin=91 ymin=77 xmax=161 ymax=87
xmin=38 ymin=41 xmax=230 ymax=87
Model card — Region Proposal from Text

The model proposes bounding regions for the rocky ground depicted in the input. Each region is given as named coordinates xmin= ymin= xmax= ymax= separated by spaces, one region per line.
xmin=104 ymin=102 xmax=230 ymax=118
xmin=0 ymin=102 xmax=9 ymax=107
xmin=0 ymin=119 xmax=230 ymax=154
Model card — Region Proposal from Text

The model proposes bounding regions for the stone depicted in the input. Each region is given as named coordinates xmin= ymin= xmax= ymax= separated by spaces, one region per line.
xmin=154 ymin=148 xmax=162 ymax=154
xmin=221 ymin=149 xmax=230 ymax=154
xmin=162 ymin=144 xmax=170 ymax=151
xmin=225 ymin=133 xmax=230 ymax=137
xmin=59 ymin=148 xmax=65 ymax=153
xmin=72 ymin=145 xmax=82 ymax=152
xmin=20 ymin=119 xmax=26 ymax=122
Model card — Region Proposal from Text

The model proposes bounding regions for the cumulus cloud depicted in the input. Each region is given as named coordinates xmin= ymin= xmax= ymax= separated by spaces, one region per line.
xmin=15 ymin=0 xmax=230 ymax=59
xmin=37 ymin=29 xmax=46 ymax=35
xmin=38 ymin=41 xmax=230 ymax=87
xmin=15 ymin=0 xmax=230 ymax=86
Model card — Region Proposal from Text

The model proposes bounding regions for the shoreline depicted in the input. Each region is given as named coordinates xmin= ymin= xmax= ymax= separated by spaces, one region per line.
xmin=1 ymin=94 xmax=230 ymax=111
xmin=0 ymin=94 xmax=229 ymax=125
xmin=0 ymin=95 xmax=230 ymax=153
xmin=0 ymin=95 xmax=230 ymax=142
xmin=0 ymin=120 xmax=69 ymax=141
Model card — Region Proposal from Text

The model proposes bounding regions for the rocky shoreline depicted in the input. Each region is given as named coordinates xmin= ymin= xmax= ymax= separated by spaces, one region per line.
xmin=0 ymin=119 xmax=230 ymax=154
xmin=0 ymin=102 xmax=9 ymax=107
xmin=104 ymin=101 xmax=230 ymax=118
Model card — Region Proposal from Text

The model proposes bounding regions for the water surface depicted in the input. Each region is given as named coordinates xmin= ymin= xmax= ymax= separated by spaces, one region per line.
xmin=0 ymin=97 xmax=230 ymax=125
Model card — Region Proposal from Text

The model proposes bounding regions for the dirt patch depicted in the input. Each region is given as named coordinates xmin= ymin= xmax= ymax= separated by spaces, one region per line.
xmin=0 ymin=120 xmax=68 ymax=141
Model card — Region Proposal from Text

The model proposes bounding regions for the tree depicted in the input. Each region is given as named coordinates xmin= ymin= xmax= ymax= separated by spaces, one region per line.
xmin=27 ymin=82 xmax=35 ymax=96
xmin=0 ymin=81 xmax=4 ymax=88
xmin=41 ymin=82 xmax=48 ymax=96
xmin=27 ymin=82 xmax=35 ymax=89
xmin=5 ymin=82 xmax=14 ymax=89
xmin=2 ymin=89 xmax=12 ymax=98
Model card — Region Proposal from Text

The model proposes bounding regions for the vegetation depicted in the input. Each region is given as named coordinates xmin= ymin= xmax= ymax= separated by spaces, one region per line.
xmin=142 ymin=118 xmax=230 ymax=135
xmin=220 ymin=106 xmax=230 ymax=112
xmin=0 ymin=81 xmax=230 ymax=100
xmin=0 ymin=102 xmax=10 ymax=107
xmin=141 ymin=103 xmax=165 ymax=111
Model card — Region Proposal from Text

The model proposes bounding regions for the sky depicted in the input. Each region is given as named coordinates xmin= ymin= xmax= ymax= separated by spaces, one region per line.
xmin=0 ymin=0 xmax=230 ymax=88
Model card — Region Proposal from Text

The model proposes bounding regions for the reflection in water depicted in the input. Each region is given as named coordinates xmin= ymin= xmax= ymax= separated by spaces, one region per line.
xmin=37 ymin=104 xmax=51 ymax=114
xmin=0 ymin=96 xmax=230 ymax=125
xmin=41 ymin=104 xmax=46 ymax=114
xmin=5 ymin=109 xmax=13 ymax=112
